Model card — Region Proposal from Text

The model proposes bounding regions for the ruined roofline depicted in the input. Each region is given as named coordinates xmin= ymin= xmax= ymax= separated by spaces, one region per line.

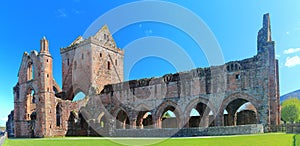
xmin=101 ymin=53 xmax=260 ymax=93
xmin=60 ymin=24 xmax=123 ymax=54
xmin=60 ymin=36 xmax=124 ymax=55
xmin=17 ymin=50 xmax=38 ymax=77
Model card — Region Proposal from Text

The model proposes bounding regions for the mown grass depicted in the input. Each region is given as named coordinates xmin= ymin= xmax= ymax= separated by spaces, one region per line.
xmin=295 ymin=134 xmax=300 ymax=146
xmin=3 ymin=133 xmax=296 ymax=146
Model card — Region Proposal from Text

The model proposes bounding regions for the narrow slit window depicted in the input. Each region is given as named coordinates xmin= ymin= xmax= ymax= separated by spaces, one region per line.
xmin=108 ymin=61 xmax=111 ymax=70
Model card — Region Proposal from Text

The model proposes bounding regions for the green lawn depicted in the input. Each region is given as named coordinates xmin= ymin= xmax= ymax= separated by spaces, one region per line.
xmin=3 ymin=133 xmax=297 ymax=146
xmin=295 ymin=134 xmax=300 ymax=146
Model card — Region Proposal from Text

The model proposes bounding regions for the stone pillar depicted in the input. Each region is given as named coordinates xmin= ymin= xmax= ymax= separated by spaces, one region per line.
xmin=178 ymin=117 xmax=184 ymax=128
xmin=153 ymin=117 xmax=161 ymax=129
xmin=215 ymin=112 xmax=224 ymax=126
xmin=130 ymin=118 xmax=136 ymax=129
xmin=227 ymin=113 xmax=235 ymax=126
xmin=138 ymin=118 xmax=145 ymax=129
xmin=200 ymin=115 xmax=210 ymax=127
xmin=107 ymin=119 xmax=115 ymax=137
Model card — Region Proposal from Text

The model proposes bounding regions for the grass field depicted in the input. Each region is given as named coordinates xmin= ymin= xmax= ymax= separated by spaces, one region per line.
xmin=3 ymin=133 xmax=297 ymax=146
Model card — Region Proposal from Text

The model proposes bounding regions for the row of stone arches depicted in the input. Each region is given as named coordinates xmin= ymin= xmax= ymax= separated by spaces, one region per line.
xmin=63 ymin=92 xmax=259 ymax=136
xmin=101 ymin=93 xmax=259 ymax=130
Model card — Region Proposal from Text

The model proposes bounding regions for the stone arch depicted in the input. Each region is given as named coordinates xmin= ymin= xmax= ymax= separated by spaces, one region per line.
xmin=25 ymin=87 xmax=36 ymax=120
xmin=219 ymin=92 xmax=259 ymax=126
xmin=56 ymin=103 xmax=62 ymax=127
xmin=135 ymin=104 xmax=153 ymax=129
xmin=67 ymin=110 xmax=78 ymax=135
xmin=184 ymin=97 xmax=216 ymax=127
xmin=154 ymin=100 xmax=183 ymax=128
xmin=97 ymin=111 xmax=108 ymax=128
xmin=69 ymin=86 xmax=87 ymax=101
xmin=226 ymin=62 xmax=242 ymax=72
xmin=113 ymin=108 xmax=130 ymax=129
xmin=27 ymin=59 xmax=34 ymax=81
xmin=236 ymin=102 xmax=257 ymax=125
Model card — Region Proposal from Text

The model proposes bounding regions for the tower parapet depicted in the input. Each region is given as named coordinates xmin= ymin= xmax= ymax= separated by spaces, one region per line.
xmin=257 ymin=13 xmax=274 ymax=54
xmin=40 ymin=36 xmax=50 ymax=54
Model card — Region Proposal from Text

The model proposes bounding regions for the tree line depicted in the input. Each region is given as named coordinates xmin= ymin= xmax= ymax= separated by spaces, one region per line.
xmin=281 ymin=97 xmax=300 ymax=124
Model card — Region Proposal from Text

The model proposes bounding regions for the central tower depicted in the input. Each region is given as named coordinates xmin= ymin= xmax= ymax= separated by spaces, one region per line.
xmin=60 ymin=25 xmax=124 ymax=100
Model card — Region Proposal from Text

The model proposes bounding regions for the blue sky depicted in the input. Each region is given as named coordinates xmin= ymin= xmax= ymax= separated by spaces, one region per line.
xmin=1 ymin=0 xmax=300 ymax=126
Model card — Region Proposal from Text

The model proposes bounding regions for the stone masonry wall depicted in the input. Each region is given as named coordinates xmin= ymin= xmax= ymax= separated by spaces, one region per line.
xmin=112 ymin=124 xmax=264 ymax=137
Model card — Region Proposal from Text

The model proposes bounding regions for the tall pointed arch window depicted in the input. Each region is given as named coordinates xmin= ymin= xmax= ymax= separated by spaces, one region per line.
xmin=27 ymin=62 xmax=34 ymax=81
xmin=56 ymin=104 xmax=62 ymax=126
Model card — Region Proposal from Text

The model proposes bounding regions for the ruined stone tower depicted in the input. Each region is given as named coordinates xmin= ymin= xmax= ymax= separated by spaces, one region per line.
xmin=257 ymin=13 xmax=280 ymax=125
xmin=60 ymin=25 xmax=124 ymax=100
xmin=13 ymin=37 xmax=60 ymax=137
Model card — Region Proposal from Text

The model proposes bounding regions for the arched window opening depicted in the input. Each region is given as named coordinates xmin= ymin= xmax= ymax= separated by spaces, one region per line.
xmin=31 ymin=90 xmax=35 ymax=103
xmin=190 ymin=108 xmax=200 ymax=116
xmin=72 ymin=91 xmax=86 ymax=102
xmin=100 ymin=119 xmax=105 ymax=128
xmin=97 ymin=112 xmax=107 ymax=128
xmin=224 ymin=99 xmax=257 ymax=126
xmin=26 ymin=88 xmax=36 ymax=120
xmin=137 ymin=111 xmax=152 ymax=129
xmin=236 ymin=74 xmax=241 ymax=80
xmin=27 ymin=62 xmax=34 ymax=81
xmin=30 ymin=112 xmax=36 ymax=121
xmin=162 ymin=110 xmax=177 ymax=128
xmin=189 ymin=108 xmax=200 ymax=127
xmin=160 ymin=106 xmax=178 ymax=128
xmin=236 ymin=102 xmax=257 ymax=125
xmin=188 ymin=102 xmax=212 ymax=128
xmin=68 ymin=111 xmax=77 ymax=130
xmin=56 ymin=104 xmax=62 ymax=127
xmin=116 ymin=110 xmax=130 ymax=129
xmin=108 ymin=61 xmax=111 ymax=70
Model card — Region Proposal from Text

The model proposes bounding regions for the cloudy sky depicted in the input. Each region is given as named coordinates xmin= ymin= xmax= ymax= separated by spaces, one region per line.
xmin=0 ymin=0 xmax=300 ymax=126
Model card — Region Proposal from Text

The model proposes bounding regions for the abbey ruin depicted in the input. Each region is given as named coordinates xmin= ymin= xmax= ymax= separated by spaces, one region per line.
xmin=9 ymin=13 xmax=280 ymax=137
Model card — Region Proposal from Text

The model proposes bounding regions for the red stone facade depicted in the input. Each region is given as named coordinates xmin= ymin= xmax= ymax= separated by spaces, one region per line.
xmin=13 ymin=14 xmax=280 ymax=137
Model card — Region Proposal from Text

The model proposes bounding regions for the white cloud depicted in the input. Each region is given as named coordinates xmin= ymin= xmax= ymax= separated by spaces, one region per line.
xmin=72 ymin=9 xmax=84 ymax=15
xmin=283 ymin=48 xmax=300 ymax=54
xmin=56 ymin=9 xmax=67 ymax=17
xmin=285 ymin=56 xmax=300 ymax=68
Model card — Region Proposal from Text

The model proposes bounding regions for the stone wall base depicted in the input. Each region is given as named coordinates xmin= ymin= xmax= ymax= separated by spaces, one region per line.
xmin=111 ymin=124 xmax=264 ymax=137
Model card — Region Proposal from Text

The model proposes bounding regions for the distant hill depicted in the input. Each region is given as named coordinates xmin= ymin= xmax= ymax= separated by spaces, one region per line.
xmin=280 ymin=89 xmax=300 ymax=103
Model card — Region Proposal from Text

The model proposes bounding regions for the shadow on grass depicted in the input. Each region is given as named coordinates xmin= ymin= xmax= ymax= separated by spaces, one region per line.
xmin=293 ymin=134 xmax=299 ymax=146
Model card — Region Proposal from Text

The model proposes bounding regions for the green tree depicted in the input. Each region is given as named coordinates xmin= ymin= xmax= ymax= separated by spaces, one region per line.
xmin=281 ymin=104 xmax=299 ymax=123
xmin=163 ymin=111 xmax=171 ymax=118
xmin=281 ymin=97 xmax=300 ymax=123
